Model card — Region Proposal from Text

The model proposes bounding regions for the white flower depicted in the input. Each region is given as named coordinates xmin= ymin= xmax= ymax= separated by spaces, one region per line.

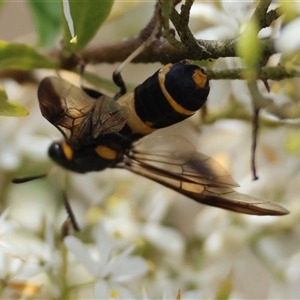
xmin=0 ymin=217 xmax=55 ymax=299
xmin=191 ymin=1 xmax=255 ymax=40
xmin=64 ymin=223 xmax=149 ymax=299
xmin=94 ymin=280 xmax=135 ymax=300
xmin=0 ymin=208 xmax=20 ymax=253
xmin=275 ymin=17 xmax=300 ymax=53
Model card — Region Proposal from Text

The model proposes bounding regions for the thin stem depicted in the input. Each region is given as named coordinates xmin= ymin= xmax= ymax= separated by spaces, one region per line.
xmin=251 ymin=108 xmax=260 ymax=181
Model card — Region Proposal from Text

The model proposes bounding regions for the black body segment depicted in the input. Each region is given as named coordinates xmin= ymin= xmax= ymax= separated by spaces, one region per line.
xmin=48 ymin=142 xmax=119 ymax=173
xmin=130 ymin=63 xmax=209 ymax=129
xmin=162 ymin=63 xmax=209 ymax=111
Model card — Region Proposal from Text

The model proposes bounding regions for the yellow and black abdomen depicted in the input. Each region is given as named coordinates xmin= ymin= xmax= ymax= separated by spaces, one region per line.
xmin=117 ymin=62 xmax=209 ymax=137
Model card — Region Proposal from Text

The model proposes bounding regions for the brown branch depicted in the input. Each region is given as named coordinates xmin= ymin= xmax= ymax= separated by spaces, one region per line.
xmin=78 ymin=36 xmax=276 ymax=65
xmin=169 ymin=2 xmax=210 ymax=58
xmin=250 ymin=2 xmax=283 ymax=29
xmin=0 ymin=70 xmax=37 ymax=84
xmin=251 ymin=107 xmax=260 ymax=180
xmin=264 ymin=7 xmax=282 ymax=28
xmin=206 ymin=65 xmax=300 ymax=81
xmin=242 ymin=1 xmax=282 ymax=67
xmin=78 ymin=0 xmax=278 ymax=66
xmin=249 ymin=0 xmax=272 ymax=30
xmin=160 ymin=0 xmax=186 ymax=51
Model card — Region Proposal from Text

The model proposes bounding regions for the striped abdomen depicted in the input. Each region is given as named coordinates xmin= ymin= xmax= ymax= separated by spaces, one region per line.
xmin=117 ymin=62 xmax=210 ymax=138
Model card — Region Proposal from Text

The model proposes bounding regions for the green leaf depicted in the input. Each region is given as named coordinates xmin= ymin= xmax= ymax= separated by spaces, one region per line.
xmin=236 ymin=20 xmax=260 ymax=80
xmin=0 ymin=41 xmax=57 ymax=70
xmin=27 ymin=0 xmax=62 ymax=48
xmin=215 ymin=272 xmax=232 ymax=300
xmin=61 ymin=0 xmax=114 ymax=52
xmin=0 ymin=86 xmax=29 ymax=117
xmin=278 ymin=1 xmax=298 ymax=24
xmin=0 ymin=0 xmax=5 ymax=11
xmin=284 ymin=130 xmax=300 ymax=156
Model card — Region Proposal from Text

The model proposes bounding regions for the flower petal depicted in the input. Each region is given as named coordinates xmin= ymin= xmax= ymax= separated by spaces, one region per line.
xmin=275 ymin=17 xmax=300 ymax=53
xmin=64 ymin=236 xmax=99 ymax=277
xmin=95 ymin=223 xmax=113 ymax=268
xmin=94 ymin=279 xmax=109 ymax=299
xmin=108 ymin=255 xmax=148 ymax=282
xmin=94 ymin=280 xmax=135 ymax=299
xmin=143 ymin=223 xmax=184 ymax=257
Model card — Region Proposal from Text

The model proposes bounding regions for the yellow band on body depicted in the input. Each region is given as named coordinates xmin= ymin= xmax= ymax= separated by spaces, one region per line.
xmin=95 ymin=145 xmax=117 ymax=160
xmin=158 ymin=64 xmax=195 ymax=116
xmin=61 ymin=141 xmax=73 ymax=160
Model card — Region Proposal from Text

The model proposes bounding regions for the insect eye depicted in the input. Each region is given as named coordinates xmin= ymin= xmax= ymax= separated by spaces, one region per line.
xmin=48 ymin=142 xmax=79 ymax=172
xmin=48 ymin=142 xmax=73 ymax=163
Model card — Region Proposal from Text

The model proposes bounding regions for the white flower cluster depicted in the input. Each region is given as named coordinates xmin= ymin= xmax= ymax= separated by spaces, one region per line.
xmin=64 ymin=224 xmax=149 ymax=299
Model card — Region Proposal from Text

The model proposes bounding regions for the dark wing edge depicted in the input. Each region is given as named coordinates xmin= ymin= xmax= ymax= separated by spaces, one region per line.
xmin=37 ymin=76 xmax=96 ymax=141
xmin=37 ymin=76 xmax=127 ymax=142
xmin=122 ymin=147 xmax=289 ymax=216
xmin=200 ymin=189 xmax=290 ymax=216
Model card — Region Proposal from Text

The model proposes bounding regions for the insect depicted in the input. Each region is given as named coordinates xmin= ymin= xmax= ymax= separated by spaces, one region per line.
xmin=34 ymin=61 xmax=288 ymax=216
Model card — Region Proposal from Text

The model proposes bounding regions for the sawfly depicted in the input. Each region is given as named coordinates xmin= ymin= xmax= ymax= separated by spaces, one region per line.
xmin=14 ymin=61 xmax=289 ymax=218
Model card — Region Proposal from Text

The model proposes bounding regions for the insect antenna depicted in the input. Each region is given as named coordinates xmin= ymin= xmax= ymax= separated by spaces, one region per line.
xmin=12 ymin=174 xmax=48 ymax=184
xmin=12 ymin=169 xmax=80 ymax=231
xmin=12 ymin=164 xmax=58 ymax=184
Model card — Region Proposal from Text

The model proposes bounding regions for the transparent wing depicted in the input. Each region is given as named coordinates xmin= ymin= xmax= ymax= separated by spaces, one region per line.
xmin=122 ymin=136 xmax=289 ymax=216
xmin=37 ymin=77 xmax=127 ymax=143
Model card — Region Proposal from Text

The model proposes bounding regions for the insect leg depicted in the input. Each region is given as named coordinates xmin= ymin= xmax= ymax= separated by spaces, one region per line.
xmin=79 ymin=62 xmax=86 ymax=90
xmin=62 ymin=191 xmax=80 ymax=232
xmin=112 ymin=17 xmax=160 ymax=100
xmin=112 ymin=42 xmax=148 ymax=100
xmin=112 ymin=70 xmax=127 ymax=100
